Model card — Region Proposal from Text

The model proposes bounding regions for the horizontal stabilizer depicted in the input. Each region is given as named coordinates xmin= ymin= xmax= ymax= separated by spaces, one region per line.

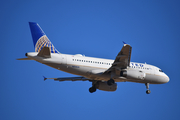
xmin=17 ymin=58 xmax=33 ymax=60
xmin=37 ymin=47 xmax=51 ymax=58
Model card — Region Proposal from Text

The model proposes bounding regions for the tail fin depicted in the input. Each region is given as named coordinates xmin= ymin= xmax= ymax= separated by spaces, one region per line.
xmin=29 ymin=22 xmax=60 ymax=53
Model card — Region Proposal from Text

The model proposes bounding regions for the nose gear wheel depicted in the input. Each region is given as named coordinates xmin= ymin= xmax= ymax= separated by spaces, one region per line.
xmin=145 ymin=83 xmax=151 ymax=94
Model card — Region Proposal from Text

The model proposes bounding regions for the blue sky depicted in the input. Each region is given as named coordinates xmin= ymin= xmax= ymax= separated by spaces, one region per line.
xmin=1 ymin=0 xmax=180 ymax=120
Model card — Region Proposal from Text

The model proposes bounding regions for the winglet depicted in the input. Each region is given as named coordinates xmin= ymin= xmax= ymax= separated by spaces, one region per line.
xmin=43 ymin=76 xmax=47 ymax=81
xmin=123 ymin=41 xmax=127 ymax=44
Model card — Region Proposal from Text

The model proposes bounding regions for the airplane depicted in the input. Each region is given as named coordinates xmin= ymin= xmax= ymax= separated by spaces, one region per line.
xmin=17 ymin=22 xmax=170 ymax=94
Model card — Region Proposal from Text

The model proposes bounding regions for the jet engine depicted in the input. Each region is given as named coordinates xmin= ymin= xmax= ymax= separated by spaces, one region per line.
xmin=96 ymin=81 xmax=117 ymax=91
xmin=121 ymin=70 xmax=146 ymax=80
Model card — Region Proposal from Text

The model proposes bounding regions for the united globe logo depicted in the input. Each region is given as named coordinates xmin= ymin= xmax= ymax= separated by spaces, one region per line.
xmin=35 ymin=35 xmax=59 ymax=53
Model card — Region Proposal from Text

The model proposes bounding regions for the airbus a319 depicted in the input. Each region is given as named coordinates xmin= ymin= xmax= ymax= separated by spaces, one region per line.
xmin=18 ymin=22 xmax=169 ymax=94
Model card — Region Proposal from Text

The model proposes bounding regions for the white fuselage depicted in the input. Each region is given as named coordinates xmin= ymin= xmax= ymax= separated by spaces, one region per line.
xmin=26 ymin=52 xmax=169 ymax=84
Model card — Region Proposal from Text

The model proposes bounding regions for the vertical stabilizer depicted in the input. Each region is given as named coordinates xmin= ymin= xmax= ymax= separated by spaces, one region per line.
xmin=29 ymin=22 xmax=60 ymax=53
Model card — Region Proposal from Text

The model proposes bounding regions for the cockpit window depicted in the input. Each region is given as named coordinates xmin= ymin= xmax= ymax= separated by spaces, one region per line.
xmin=159 ymin=69 xmax=163 ymax=72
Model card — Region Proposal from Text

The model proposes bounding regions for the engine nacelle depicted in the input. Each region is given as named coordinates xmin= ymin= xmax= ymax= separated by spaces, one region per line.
xmin=121 ymin=70 xmax=146 ymax=80
xmin=96 ymin=82 xmax=117 ymax=91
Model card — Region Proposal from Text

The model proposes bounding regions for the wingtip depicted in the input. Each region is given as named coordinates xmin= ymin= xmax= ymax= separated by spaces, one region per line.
xmin=123 ymin=41 xmax=131 ymax=46
xmin=43 ymin=76 xmax=47 ymax=81
xmin=123 ymin=41 xmax=127 ymax=44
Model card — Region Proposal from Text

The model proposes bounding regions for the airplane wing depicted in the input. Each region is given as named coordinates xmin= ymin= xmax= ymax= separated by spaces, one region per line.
xmin=104 ymin=43 xmax=132 ymax=73
xmin=44 ymin=76 xmax=90 ymax=82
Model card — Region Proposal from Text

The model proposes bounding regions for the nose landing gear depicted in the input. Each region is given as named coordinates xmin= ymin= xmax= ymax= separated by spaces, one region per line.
xmin=145 ymin=83 xmax=151 ymax=94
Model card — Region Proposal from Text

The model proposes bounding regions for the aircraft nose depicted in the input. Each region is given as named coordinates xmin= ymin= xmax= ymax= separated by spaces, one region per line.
xmin=158 ymin=74 xmax=169 ymax=84
xmin=164 ymin=74 xmax=170 ymax=83
xmin=166 ymin=75 xmax=170 ymax=83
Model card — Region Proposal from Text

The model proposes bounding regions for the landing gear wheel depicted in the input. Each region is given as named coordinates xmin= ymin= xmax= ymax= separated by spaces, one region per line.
xmin=107 ymin=79 xmax=115 ymax=86
xmin=145 ymin=83 xmax=151 ymax=94
xmin=89 ymin=86 xmax=96 ymax=93
xmin=146 ymin=90 xmax=151 ymax=94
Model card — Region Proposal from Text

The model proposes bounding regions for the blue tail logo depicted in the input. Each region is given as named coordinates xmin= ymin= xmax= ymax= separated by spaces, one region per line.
xmin=29 ymin=22 xmax=60 ymax=53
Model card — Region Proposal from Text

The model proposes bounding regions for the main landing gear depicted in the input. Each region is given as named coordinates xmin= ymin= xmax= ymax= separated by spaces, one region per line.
xmin=145 ymin=83 xmax=151 ymax=94
xmin=107 ymin=79 xmax=115 ymax=86
xmin=89 ymin=81 xmax=98 ymax=93
xmin=89 ymin=86 xmax=96 ymax=93
xmin=89 ymin=79 xmax=115 ymax=93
